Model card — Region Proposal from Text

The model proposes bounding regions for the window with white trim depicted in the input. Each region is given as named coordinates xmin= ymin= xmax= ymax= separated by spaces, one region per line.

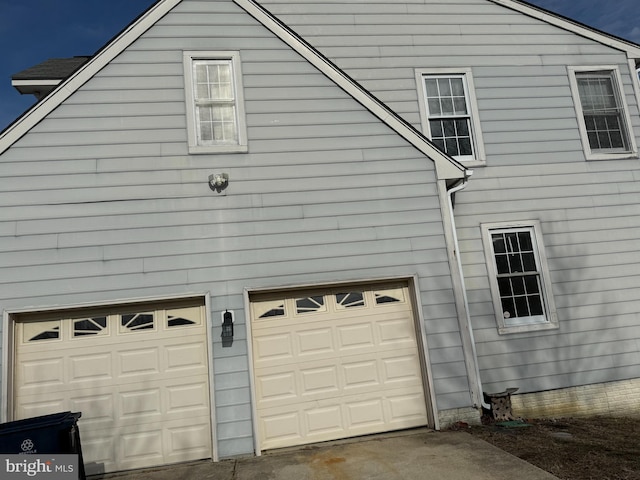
xmin=416 ymin=69 xmax=485 ymax=164
xmin=482 ymin=222 xmax=558 ymax=334
xmin=568 ymin=66 xmax=637 ymax=160
xmin=184 ymin=51 xmax=247 ymax=154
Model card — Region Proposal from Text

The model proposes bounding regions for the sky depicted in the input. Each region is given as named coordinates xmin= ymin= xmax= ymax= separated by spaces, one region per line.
xmin=1 ymin=0 xmax=640 ymax=131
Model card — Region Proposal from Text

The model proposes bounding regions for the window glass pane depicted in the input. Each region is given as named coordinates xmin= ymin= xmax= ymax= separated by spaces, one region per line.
xmin=24 ymin=321 xmax=61 ymax=342
xmin=336 ymin=292 xmax=365 ymax=308
xmin=445 ymin=138 xmax=459 ymax=155
xmin=440 ymin=98 xmax=454 ymax=115
xmin=495 ymin=254 xmax=509 ymax=274
xmin=121 ymin=313 xmax=155 ymax=331
xmin=524 ymin=275 xmax=541 ymax=294
xmin=429 ymin=120 xmax=443 ymax=137
xmin=501 ymin=298 xmax=515 ymax=319
xmin=450 ymin=78 xmax=464 ymax=96
xmin=443 ymin=120 xmax=456 ymax=136
xmin=425 ymin=79 xmax=439 ymax=97
xmin=511 ymin=277 xmax=525 ymax=295
xmin=492 ymin=234 xmax=506 ymax=253
xmin=522 ymin=252 xmax=537 ymax=271
xmin=509 ymin=253 xmax=523 ymax=273
xmin=374 ymin=288 xmax=404 ymax=304
xmin=529 ymin=295 xmax=544 ymax=316
xmin=498 ymin=277 xmax=512 ymax=296
xmin=296 ymin=296 xmax=326 ymax=314
xmin=455 ymin=119 xmax=470 ymax=136
xmin=517 ymin=232 xmax=533 ymax=251
xmin=514 ymin=296 xmax=530 ymax=317
xmin=458 ymin=138 xmax=473 ymax=156
xmin=167 ymin=306 xmax=200 ymax=327
xmin=438 ymin=78 xmax=452 ymax=96
xmin=257 ymin=301 xmax=286 ymax=318
xmin=453 ymin=97 xmax=468 ymax=115
xmin=74 ymin=317 xmax=108 ymax=337
xmin=428 ymin=98 xmax=442 ymax=115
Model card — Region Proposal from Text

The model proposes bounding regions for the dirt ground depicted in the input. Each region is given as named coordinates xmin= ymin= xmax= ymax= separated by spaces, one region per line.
xmin=463 ymin=416 xmax=640 ymax=480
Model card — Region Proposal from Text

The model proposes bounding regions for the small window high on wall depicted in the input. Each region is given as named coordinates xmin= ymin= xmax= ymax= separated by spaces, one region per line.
xmin=184 ymin=51 xmax=247 ymax=154
xmin=568 ymin=66 xmax=637 ymax=160
xmin=416 ymin=68 xmax=485 ymax=166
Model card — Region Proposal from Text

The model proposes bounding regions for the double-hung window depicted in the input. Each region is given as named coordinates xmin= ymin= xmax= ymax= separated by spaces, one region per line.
xmin=416 ymin=68 xmax=485 ymax=165
xmin=482 ymin=221 xmax=558 ymax=334
xmin=184 ymin=51 xmax=247 ymax=154
xmin=568 ymin=66 xmax=636 ymax=160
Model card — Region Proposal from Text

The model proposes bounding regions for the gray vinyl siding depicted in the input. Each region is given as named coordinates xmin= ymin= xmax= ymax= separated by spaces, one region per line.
xmin=0 ymin=0 xmax=466 ymax=458
xmin=258 ymin=0 xmax=640 ymax=397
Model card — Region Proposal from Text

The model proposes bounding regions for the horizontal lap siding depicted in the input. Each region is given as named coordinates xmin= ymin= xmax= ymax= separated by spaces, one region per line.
xmin=260 ymin=0 xmax=640 ymax=165
xmin=0 ymin=0 xmax=461 ymax=456
xmin=258 ymin=0 xmax=640 ymax=397
xmin=457 ymin=161 xmax=640 ymax=394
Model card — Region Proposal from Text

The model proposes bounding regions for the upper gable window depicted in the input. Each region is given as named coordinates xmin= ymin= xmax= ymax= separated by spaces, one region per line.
xmin=416 ymin=68 xmax=485 ymax=166
xmin=183 ymin=51 xmax=247 ymax=154
xmin=568 ymin=66 xmax=637 ymax=160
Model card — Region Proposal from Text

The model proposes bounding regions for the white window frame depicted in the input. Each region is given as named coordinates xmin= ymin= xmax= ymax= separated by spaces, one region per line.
xmin=568 ymin=65 xmax=637 ymax=161
xmin=416 ymin=68 xmax=486 ymax=166
xmin=183 ymin=51 xmax=248 ymax=154
xmin=481 ymin=221 xmax=558 ymax=335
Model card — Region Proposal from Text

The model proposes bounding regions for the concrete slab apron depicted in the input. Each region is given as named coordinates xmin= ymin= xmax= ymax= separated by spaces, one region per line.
xmin=235 ymin=430 xmax=559 ymax=480
xmin=98 ymin=429 xmax=559 ymax=480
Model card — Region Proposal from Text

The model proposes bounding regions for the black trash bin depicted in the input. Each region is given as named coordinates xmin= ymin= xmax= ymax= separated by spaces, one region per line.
xmin=0 ymin=411 xmax=85 ymax=479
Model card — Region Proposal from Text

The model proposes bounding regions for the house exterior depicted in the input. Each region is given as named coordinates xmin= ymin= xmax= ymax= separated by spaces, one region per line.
xmin=1 ymin=0 xmax=639 ymax=475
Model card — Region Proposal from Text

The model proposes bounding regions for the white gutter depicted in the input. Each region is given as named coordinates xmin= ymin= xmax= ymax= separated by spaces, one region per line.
xmin=446 ymin=176 xmax=491 ymax=411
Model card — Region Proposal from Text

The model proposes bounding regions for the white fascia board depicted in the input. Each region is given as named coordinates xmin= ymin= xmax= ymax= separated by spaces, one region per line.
xmin=0 ymin=0 xmax=182 ymax=155
xmin=11 ymin=80 xmax=60 ymax=87
xmin=234 ymin=0 xmax=468 ymax=181
xmin=491 ymin=0 xmax=640 ymax=58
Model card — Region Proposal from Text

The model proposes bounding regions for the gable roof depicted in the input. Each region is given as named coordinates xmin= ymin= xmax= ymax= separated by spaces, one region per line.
xmin=3 ymin=0 xmax=640 ymax=177
xmin=11 ymin=57 xmax=91 ymax=99
xmin=0 ymin=0 xmax=468 ymax=180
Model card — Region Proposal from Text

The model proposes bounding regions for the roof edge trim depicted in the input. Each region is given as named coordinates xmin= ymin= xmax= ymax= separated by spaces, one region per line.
xmin=0 ymin=0 xmax=182 ymax=154
xmin=491 ymin=0 xmax=640 ymax=58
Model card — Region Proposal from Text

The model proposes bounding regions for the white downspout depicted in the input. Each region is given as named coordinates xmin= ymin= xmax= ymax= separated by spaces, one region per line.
xmin=447 ymin=177 xmax=491 ymax=410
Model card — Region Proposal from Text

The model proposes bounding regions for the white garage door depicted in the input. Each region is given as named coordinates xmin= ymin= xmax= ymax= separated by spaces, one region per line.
xmin=250 ymin=282 xmax=430 ymax=450
xmin=13 ymin=299 xmax=212 ymax=475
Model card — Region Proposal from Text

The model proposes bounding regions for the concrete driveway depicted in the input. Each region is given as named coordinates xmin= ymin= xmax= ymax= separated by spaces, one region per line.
xmin=96 ymin=428 xmax=558 ymax=480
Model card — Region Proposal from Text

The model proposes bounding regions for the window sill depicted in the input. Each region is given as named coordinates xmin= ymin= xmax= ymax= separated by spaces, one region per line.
xmin=457 ymin=158 xmax=486 ymax=168
xmin=585 ymin=151 xmax=638 ymax=161
xmin=188 ymin=144 xmax=248 ymax=155
xmin=498 ymin=321 xmax=559 ymax=335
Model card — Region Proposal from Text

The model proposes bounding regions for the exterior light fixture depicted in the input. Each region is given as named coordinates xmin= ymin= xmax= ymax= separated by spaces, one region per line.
xmin=221 ymin=310 xmax=234 ymax=347
xmin=208 ymin=173 xmax=229 ymax=192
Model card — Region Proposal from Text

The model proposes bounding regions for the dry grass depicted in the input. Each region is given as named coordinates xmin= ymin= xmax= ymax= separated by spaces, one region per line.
xmin=464 ymin=417 xmax=640 ymax=480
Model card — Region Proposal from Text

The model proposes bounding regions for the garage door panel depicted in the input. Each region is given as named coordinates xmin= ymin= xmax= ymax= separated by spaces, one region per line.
xmin=251 ymin=283 xmax=430 ymax=450
xmin=297 ymin=327 xmax=335 ymax=356
xmin=254 ymin=333 xmax=294 ymax=363
xmin=17 ymin=357 xmax=65 ymax=389
xmin=117 ymin=347 xmax=161 ymax=377
xmin=300 ymin=365 xmax=340 ymax=396
xmin=305 ymin=406 xmax=343 ymax=437
xmin=342 ymin=359 xmax=379 ymax=389
xmin=165 ymin=342 xmax=208 ymax=372
xmin=13 ymin=302 xmax=212 ymax=474
xmin=336 ymin=323 xmax=375 ymax=350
